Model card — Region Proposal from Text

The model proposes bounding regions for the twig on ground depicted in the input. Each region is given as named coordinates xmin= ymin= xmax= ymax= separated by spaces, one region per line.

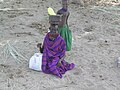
xmin=10 ymin=32 xmax=35 ymax=36
xmin=2 ymin=41 xmax=28 ymax=64
xmin=0 ymin=8 xmax=34 ymax=11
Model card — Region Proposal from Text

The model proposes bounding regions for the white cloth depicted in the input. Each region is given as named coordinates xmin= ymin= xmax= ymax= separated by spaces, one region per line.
xmin=29 ymin=53 xmax=42 ymax=71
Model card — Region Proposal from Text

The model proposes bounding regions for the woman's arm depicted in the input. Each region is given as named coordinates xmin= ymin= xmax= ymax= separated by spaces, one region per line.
xmin=37 ymin=43 xmax=44 ymax=53
xmin=66 ymin=11 xmax=70 ymax=26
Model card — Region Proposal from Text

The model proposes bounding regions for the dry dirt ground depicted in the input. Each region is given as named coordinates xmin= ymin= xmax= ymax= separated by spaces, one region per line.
xmin=0 ymin=0 xmax=120 ymax=90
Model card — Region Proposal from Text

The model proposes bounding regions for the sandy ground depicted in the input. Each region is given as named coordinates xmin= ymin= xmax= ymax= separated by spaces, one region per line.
xmin=0 ymin=0 xmax=120 ymax=90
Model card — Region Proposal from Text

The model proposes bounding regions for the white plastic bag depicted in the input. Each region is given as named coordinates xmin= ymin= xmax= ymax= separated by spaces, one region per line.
xmin=29 ymin=53 xmax=42 ymax=71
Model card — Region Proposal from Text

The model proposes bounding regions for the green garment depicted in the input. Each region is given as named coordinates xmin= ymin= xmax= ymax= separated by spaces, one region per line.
xmin=58 ymin=24 xmax=72 ymax=51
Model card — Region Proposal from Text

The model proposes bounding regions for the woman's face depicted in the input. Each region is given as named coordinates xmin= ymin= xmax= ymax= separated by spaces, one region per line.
xmin=62 ymin=1 xmax=68 ymax=9
xmin=50 ymin=25 xmax=58 ymax=33
xmin=49 ymin=24 xmax=58 ymax=40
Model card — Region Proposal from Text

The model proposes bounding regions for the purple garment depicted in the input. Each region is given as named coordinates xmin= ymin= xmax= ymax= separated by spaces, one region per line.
xmin=61 ymin=8 xmax=67 ymax=12
xmin=42 ymin=33 xmax=75 ymax=78
xmin=57 ymin=8 xmax=67 ymax=15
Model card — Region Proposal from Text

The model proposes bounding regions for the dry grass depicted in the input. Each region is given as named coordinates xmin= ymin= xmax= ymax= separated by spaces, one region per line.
xmin=2 ymin=41 xmax=28 ymax=64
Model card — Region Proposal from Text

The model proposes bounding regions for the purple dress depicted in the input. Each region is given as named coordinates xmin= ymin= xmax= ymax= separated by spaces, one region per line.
xmin=42 ymin=33 xmax=75 ymax=78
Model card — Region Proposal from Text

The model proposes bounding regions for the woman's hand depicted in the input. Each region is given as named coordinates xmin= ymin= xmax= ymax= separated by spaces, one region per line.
xmin=57 ymin=55 xmax=66 ymax=66
xmin=37 ymin=43 xmax=44 ymax=53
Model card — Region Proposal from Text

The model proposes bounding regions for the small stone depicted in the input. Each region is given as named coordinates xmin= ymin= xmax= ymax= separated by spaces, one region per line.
xmin=29 ymin=14 xmax=34 ymax=17
xmin=17 ymin=34 xmax=20 ymax=37
xmin=105 ymin=40 xmax=107 ymax=43
xmin=92 ymin=75 xmax=96 ymax=77
xmin=9 ymin=74 xmax=14 ymax=79
xmin=101 ymin=79 xmax=104 ymax=80
xmin=23 ymin=41 xmax=27 ymax=43
xmin=110 ymin=80 xmax=112 ymax=81
xmin=85 ymin=21 xmax=88 ymax=23
xmin=99 ymin=75 xmax=102 ymax=78
xmin=8 ymin=84 xmax=10 ymax=87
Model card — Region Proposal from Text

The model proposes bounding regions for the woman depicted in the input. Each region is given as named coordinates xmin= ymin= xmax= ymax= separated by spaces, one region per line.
xmin=41 ymin=24 xmax=75 ymax=78
xmin=57 ymin=0 xmax=72 ymax=51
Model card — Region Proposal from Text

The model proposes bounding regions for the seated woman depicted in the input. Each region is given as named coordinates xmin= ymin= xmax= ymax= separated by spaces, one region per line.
xmin=40 ymin=24 xmax=75 ymax=78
